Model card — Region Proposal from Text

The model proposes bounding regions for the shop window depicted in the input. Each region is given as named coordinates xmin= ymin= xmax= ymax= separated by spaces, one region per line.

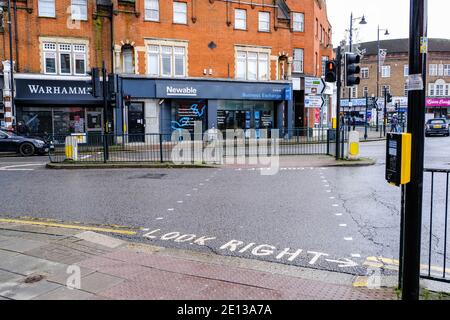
xmin=71 ymin=0 xmax=88 ymax=21
xmin=145 ymin=0 xmax=159 ymax=21
xmin=258 ymin=12 xmax=270 ymax=32
xmin=43 ymin=41 xmax=87 ymax=76
xmin=122 ymin=45 xmax=135 ymax=74
xmin=292 ymin=13 xmax=304 ymax=32
xmin=217 ymin=100 xmax=274 ymax=132
xmin=38 ymin=0 xmax=55 ymax=18
xmin=16 ymin=107 xmax=53 ymax=136
xmin=172 ymin=100 xmax=207 ymax=132
xmin=235 ymin=9 xmax=247 ymax=30
xmin=235 ymin=50 xmax=270 ymax=81
xmin=173 ymin=2 xmax=187 ymax=24
xmin=293 ymin=48 xmax=304 ymax=73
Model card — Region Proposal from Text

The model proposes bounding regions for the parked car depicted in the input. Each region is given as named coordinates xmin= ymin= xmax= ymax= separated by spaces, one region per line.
xmin=425 ymin=118 xmax=450 ymax=137
xmin=0 ymin=130 xmax=53 ymax=156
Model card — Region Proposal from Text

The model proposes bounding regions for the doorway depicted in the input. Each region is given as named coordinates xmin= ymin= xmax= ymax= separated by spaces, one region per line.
xmin=128 ymin=102 xmax=145 ymax=142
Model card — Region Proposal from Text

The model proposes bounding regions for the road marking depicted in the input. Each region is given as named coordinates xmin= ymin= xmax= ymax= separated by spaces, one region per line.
xmin=335 ymin=213 xmax=343 ymax=216
xmin=0 ymin=163 xmax=46 ymax=171
xmin=177 ymin=201 xmax=184 ymax=204
xmin=344 ymin=237 xmax=353 ymax=241
xmin=167 ymin=208 xmax=175 ymax=211
xmin=156 ymin=217 xmax=164 ymax=220
xmin=351 ymin=254 xmax=361 ymax=258
xmin=186 ymin=194 xmax=191 ymax=197
xmin=332 ymin=204 xmax=339 ymax=207
xmin=329 ymin=197 xmax=336 ymax=199
xmin=339 ymin=224 xmax=347 ymax=227
xmin=0 ymin=218 xmax=137 ymax=235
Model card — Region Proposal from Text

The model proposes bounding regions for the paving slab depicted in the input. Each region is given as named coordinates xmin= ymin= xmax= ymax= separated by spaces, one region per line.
xmin=0 ymin=270 xmax=23 ymax=283
xmin=0 ymin=249 xmax=21 ymax=261
xmin=0 ymin=238 xmax=47 ymax=253
xmin=0 ymin=254 xmax=64 ymax=276
xmin=75 ymin=231 xmax=125 ymax=249
xmin=46 ymin=265 xmax=96 ymax=286
xmin=33 ymin=286 xmax=95 ymax=300
xmin=0 ymin=280 xmax=61 ymax=300
xmin=76 ymin=272 xmax=124 ymax=294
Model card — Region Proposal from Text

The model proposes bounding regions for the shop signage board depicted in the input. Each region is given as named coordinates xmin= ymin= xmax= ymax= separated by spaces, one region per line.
xmin=426 ymin=98 xmax=450 ymax=107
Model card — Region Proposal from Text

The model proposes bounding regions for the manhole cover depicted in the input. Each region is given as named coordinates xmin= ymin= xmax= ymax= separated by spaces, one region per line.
xmin=131 ymin=173 xmax=166 ymax=180
xmin=24 ymin=274 xmax=45 ymax=284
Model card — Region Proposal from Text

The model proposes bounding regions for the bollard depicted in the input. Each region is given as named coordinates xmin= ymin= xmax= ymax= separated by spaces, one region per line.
xmin=65 ymin=136 xmax=78 ymax=161
xmin=347 ymin=131 xmax=360 ymax=160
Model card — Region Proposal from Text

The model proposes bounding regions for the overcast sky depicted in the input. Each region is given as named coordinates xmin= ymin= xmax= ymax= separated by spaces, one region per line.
xmin=327 ymin=0 xmax=450 ymax=47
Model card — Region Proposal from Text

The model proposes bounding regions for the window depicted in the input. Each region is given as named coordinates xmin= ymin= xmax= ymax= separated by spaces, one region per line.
xmin=429 ymin=64 xmax=438 ymax=76
xmin=235 ymin=50 xmax=270 ymax=81
xmin=38 ymin=0 xmax=55 ymax=17
xmin=147 ymin=43 xmax=187 ymax=77
xmin=321 ymin=56 xmax=328 ymax=76
xmin=173 ymin=2 xmax=187 ymax=24
xmin=293 ymin=49 xmax=304 ymax=73
xmin=381 ymin=66 xmax=390 ymax=78
xmin=381 ymin=85 xmax=390 ymax=95
xmin=363 ymin=86 xmax=369 ymax=97
xmin=361 ymin=67 xmax=369 ymax=79
xmin=258 ymin=12 xmax=270 ymax=32
xmin=439 ymin=64 xmax=444 ymax=76
xmin=145 ymin=0 xmax=159 ymax=21
xmin=122 ymin=46 xmax=134 ymax=74
xmin=444 ymin=64 xmax=450 ymax=76
xmin=315 ymin=18 xmax=318 ymax=38
xmin=43 ymin=42 xmax=87 ymax=75
xmin=436 ymin=84 xmax=445 ymax=96
xmin=292 ymin=13 xmax=304 ymax=32
xmin=404 ymin=83 xmax=408 ymax=96
xmin=71 ymin=0 xmax=88 ymax=21
xmin=404 ymin=65 xmax=409 ymax=77
xmin=446 ymin=84 xmax=449 ymax=96
xmin=351 ymin=86 xmax=358 ymax=98
xmin=235 ymin=9 xmax=246 ymax=30
xmin=429 ymin=83 xmax=435 ymax=96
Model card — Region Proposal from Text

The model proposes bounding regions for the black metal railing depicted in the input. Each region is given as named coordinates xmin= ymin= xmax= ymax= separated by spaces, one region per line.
xmin=48 ymin=128 xmax=338 ymax=163
xmin=421 ymin=168 xmax=450 ymax=283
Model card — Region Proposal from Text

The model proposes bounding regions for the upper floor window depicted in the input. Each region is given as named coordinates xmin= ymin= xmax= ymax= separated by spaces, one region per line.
xmin=429 ymin=64 xmax=438 ymax=76
xmin=145 ymin=0 xmax=160 ymax=22
xmin=404 ymin=65 xmax=409 ymax=77
xmin=292 ymin=13 xmax=304 ymax=32
xmin=363 ymin=86 xmax=369 ymax=97
xmin=43 ymin=42 xmax=87 ymax=75
xmin=351 ymin=86 xmax=358 ymax=98
xmin=361 ymin=67 xmax=369 ymax=79
xmin=122 ymin=45 xmax=135 ymax=74
xmin=321 ymin=56 xmax=328 ymax=76
xmin=381 ymin=85 xmax=390 ymax=95
xmin=381 ymin=66 xmax=391 ymax=78
xmin=293 ymin=48 xmax=304 ymax=73
xmin=258 ymin=12 xmax=270 ymax=32
xmin=444 ymin=64 xmax=450 ymax=76
xmin=235 ymin=50 xmax=269 ymax=81
xmin=173 ymin=2 xmax=187 ymax=24
xmin=235 ymin=9 xmax=247 ymax=30
xmin=38 ymin=0 xmax=55 ymax=18
xmin=71 ymin=0 xmax=88 ymax=21
xmin=147 ymin=43 xmax=187 ymax=77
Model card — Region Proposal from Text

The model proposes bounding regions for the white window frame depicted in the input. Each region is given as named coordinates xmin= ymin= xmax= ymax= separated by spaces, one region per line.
xmin=73 ymin=44 xmax=87 ymax=75
xmin=235 ymin=48 xmax=271 ymax=81
xmin=293 ymin=48 xmax=304 ymax=73
xmin=361 ymin=67 xmax=369 ymax=79
xmin=145 ymin=40 xmax=188 ymax=78
xmin=292 ymin=12 xmax=304 ymax=32
xmin=429 ymin=83 xmax=435 ymax=96
xmin=145 ymin=0 xmax=160 ymax=22
xmin=235 ymin=9 xmax=247 ymax=30
xmin=43 ymin=43 xmax=57 ymax=75
xmin=404 ymin=65 xmax=409 ymax=77
xmin=173 ymin=2 xmax=187 ymax=24
xmin=71 ymin=0 xmax=88 ymax=21
xmin=444 ymin=64 xmax=450 ymax=77
xmin=381 ymin=66 xmax=391 ymax=78
xmin=122 ymin=46 xmax=135 ymax=74
xmin=363 ymin=86 xmax=369 ymax=97
xmin=42 ymin=40 xmax=88 ymax=76
xmin=258 ymin=12 xmax=270 ymax=32
xmin=38 ymin=0 xmax=55 ymax=18
xmin=351 ymin=86 xmax=358 ymax=98
xmin=430 ymin=64 xmax=438 ymax=76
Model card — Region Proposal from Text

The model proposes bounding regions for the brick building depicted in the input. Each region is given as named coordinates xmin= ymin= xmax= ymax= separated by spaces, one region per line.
xmin=341 ymin=38 xmax=450 ymax=119
xmin=0 ymin=0 xmax=333 ymax=137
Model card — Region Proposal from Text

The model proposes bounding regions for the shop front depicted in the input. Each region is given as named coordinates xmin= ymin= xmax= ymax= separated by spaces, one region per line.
xmin=426 ymin=98 xmax=450 ymax=119
xmin=120 ymin=78 xmax=292 ymax=137
xmin=14 ymin=77 xmax=103 ymax=141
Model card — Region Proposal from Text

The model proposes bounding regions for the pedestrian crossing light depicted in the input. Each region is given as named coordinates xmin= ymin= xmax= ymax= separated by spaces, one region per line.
xmin=86 ymin=67 xmax=101 ymax=98
xmin=325 ymin=60 xmax=337 ymax=83
xmin=344 ymin=53 xmax=361 ymax=87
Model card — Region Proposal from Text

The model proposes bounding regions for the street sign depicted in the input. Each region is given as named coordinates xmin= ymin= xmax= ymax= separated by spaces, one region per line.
xmin=305 ymin=77 xmax=325 ymax=95
xmin=305 ymin=95 xmax=323 ymax=108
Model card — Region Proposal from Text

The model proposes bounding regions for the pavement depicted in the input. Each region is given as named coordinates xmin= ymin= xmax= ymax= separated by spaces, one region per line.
xmin=0 ymin=221 xmax=397 ymax=300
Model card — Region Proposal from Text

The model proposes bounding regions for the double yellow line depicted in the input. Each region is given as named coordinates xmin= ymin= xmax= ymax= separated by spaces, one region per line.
xmin=0 ymin=218 xmax=137 ymax=236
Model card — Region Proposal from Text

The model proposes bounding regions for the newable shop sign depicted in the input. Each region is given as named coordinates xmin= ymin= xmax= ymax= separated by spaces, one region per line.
xmin=15 ymin=79 xmax=102 ymax=105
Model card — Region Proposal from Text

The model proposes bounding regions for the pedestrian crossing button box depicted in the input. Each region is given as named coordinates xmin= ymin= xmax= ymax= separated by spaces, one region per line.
xmin=386 ymin=133 xmax=412 ymax=186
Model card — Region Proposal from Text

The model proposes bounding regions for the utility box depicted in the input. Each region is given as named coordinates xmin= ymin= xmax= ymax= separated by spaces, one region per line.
xmin=386 ymin=133 xmax=412 ymax=186
xmin=348 ymin=131 xmax=360 ymax=160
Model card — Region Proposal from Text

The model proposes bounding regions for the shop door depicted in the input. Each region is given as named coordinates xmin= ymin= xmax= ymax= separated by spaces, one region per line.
xmin=86 ymin=111 xmax=103 ymax=145
xmin=128 ymin=103 xmax=145 ymax=143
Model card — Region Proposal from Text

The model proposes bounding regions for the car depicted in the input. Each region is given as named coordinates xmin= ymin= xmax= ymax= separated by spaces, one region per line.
xmin=425 ymin=118 xmax=450 ymax=137
xmin=0 ymin=130 xmax=54 ymax=156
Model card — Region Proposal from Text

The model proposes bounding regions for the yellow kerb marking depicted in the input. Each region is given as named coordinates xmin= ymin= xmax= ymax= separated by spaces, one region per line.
xmin=0 ymin=218 xmax=137 ymax=236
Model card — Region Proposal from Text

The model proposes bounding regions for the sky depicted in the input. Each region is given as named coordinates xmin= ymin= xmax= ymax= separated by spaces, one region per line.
xmin=326 ymin=0 xmax=450 ymax=47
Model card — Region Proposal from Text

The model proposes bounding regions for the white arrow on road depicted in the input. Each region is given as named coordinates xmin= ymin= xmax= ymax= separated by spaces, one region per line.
xmin=325 ymin=258 xmax=359 ymax=268
xmin=0 ymin=163 xmax=46 ymax=171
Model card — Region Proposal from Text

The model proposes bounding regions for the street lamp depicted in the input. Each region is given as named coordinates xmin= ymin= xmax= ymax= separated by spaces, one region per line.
xmin=376 ymin=25 xmax=390 ymax=133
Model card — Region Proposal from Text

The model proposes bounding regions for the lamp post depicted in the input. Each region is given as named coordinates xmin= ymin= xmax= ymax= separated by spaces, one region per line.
xmin=376 ymin=25 xmax=390 ymax=133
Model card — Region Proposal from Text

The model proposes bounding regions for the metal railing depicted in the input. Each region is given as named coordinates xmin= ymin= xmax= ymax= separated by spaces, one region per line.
xmin=421 ymin=168 xmax=450 ymax=283
xmin=48 ymin=128 xmax=338 ymax=163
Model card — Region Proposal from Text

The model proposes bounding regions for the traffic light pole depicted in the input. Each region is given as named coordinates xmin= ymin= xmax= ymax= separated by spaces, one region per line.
xmin=402 ymin=0 xmax=427 ymax=301
xmin=384 ymin=87 xmax=388 ymax=136
xmin=335 ymin=46 xmax=342 ymax=160
xmin=364 ymin=92 xmax=369 ymax=140
xmin=102 ymin=61 xmax=109 ymax=162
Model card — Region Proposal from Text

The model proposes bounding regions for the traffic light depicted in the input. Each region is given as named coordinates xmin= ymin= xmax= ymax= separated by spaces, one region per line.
xmin=324 ymin=60 xmax=337 ymax=83
xmin=344 ymin=53 xmax=361 ymax=87
xmin=387 ymin=93 xmax=393 ymax=103
xmin=86 ymin=68 xmax=101 ymax=98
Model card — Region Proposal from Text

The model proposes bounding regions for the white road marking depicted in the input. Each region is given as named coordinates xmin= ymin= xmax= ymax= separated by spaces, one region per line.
xmin=335 ymin=213 xmax=343 ymax=216
xmin=339 ymin=224 xmax=348 ymax=227
xmin=325 ymin=185 xmax=330 ymax=187
xmin=351 ymin=254 xmax=361 ymax=258
xmin=199 ymin=183 xmax=204 ymax=186
xmin=327 ymin=190 xmax=333 ymax=193
xmin=0 ymin=163 xmax=46 ymax=171
xmin=186 ymin=194 xmax=191 ymax=197
xmin=329 ymin=197 xmax=335 ymax=199
xmin=344 ymin=237 xmax=353 ymax=241
xmin=156 ymin=217 xmax=164 ymax=220
xmin=167 ymin=208 xmax=175 ymax=211
xmin=177 ymin=201 xmax=183 ymax=204
xmin=332 ymin=204 xmax=339 ymax=207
